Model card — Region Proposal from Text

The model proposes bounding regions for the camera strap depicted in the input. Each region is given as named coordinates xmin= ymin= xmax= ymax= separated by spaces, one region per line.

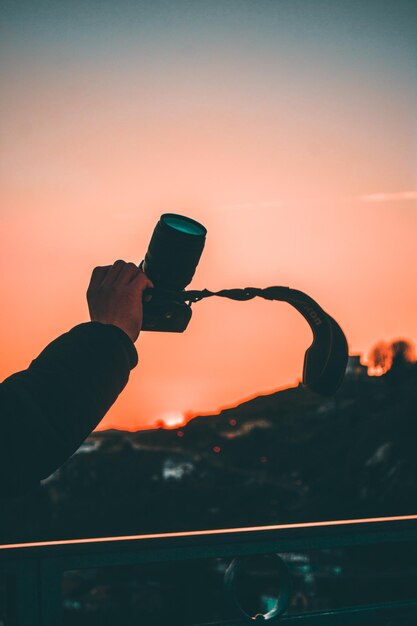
xmin=148 ymin=286 xmax=348 ymax=395
xmin=182 ymin=286 xmax=329 ymax=329
xmin=151 ymin=285 xmax=333 ymax=333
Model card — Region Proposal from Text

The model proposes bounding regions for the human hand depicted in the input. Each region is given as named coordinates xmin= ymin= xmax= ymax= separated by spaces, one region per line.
xmin=87 ymin=260 xmax=153 ymax=343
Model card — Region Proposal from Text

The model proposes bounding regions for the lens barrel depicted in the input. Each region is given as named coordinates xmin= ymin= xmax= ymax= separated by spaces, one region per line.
xmin=142 ymin=214 xmax=207 ymax=291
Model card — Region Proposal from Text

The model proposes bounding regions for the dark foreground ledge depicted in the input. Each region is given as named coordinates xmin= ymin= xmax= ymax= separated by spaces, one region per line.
xmin=1 ymin=515 xmax=417 ymax=625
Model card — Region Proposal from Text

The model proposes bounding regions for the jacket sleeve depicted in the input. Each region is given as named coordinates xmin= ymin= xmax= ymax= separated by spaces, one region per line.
xmin=0 ymin=322 xmax=138 ymax=496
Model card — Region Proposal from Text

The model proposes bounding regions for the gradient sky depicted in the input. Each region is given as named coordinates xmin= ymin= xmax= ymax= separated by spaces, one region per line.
xmin=1 ymin=0 xmax=416 ymax=430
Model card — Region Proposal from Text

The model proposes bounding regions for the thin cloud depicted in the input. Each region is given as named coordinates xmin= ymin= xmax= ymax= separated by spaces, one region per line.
xmin=358 ymin=191 xmax=417 ymax=203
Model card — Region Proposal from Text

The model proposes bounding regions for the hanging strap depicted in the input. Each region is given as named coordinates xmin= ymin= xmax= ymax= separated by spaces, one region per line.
xmin=147 ymin=286 xmax=349 ymax=395
xmin=155 ymin=286 xmax=328 ymax=330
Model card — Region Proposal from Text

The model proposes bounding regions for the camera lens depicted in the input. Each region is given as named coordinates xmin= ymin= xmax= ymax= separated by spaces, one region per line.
xmin=143 ymin=214 xmax=207 ymax=291
xmin=162 ymin=214 xmax=206 ymax=236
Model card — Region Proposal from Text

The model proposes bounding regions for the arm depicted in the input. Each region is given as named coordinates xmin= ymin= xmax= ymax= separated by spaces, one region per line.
xmin=0 ymin=261 xmax=153 ymax=496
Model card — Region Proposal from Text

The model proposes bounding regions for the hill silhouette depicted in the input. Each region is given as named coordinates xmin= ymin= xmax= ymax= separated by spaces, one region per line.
xmin=135 ymin=361 xmax=417 ymax=521
xmin=2 ymin=360 xmax=417 ymax=543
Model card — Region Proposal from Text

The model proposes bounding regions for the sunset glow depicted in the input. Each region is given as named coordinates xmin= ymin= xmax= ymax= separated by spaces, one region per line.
xmin=1 ymin=1 xmax=416 ymax=431
xmin=159 ymin=411 xmax=186 ymax=429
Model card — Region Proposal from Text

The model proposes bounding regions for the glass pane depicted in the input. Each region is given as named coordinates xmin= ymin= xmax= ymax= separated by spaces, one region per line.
xmin=61 ymin=543 xmax=417 ymax=624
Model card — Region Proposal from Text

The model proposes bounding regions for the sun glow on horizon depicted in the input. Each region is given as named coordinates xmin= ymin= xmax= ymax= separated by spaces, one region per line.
xmin=157 ymin=411 xmax=186 ymax=429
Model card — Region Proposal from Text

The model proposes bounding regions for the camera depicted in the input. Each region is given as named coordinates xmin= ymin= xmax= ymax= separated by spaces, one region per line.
xmin=141 ymin=214 xmax=207 ymax=332
xmin=140 ymin=213 xmax=348 ymax=395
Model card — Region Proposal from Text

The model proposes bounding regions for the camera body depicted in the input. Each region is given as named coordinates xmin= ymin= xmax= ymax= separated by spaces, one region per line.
xmin=142 ymin=297 xmax=192 ymax=332
xmin=141 ymin=214 xmax=207 ymax=332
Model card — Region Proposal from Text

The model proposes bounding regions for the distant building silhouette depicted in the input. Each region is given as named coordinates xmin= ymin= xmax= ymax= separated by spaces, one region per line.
xmin=346 ymin=354 xmax=368 ymax=379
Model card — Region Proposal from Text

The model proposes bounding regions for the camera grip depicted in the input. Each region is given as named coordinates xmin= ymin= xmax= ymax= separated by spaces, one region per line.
xmin=142 ymin=300 xmax=192 ymax=333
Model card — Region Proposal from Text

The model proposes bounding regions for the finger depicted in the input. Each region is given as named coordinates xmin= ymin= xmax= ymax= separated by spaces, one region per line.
xmin=131 ymin=270 xmax=154 ymax=301
xmin=132 ymin=270 xmax=154 ymax=290
xmin=118 ymin=262 xmax=141 ymax=284
xmin=101 ymin=260 xmax=127 ymax=286
xmin=88 ymin=266 xmax=111 ymax=290
xmin=142 ymin=276 xmax=154 ymax=302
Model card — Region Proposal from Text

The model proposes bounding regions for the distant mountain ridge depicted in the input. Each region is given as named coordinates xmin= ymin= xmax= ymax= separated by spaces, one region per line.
xmin=119 ymin=362 xmax=417 ymax=520
xmin=3 ymin=362 xmax=416 ymax=544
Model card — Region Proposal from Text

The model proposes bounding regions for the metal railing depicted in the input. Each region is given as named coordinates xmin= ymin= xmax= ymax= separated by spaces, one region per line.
xmin=2 ymin=516 xmax=417 ymax=625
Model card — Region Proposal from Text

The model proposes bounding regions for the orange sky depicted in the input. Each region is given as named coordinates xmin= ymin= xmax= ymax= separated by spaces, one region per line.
xmin=1 ymin=2 xmax=416 ymax=430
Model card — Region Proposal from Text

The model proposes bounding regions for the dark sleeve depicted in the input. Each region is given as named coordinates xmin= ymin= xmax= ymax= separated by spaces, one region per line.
xmin=0 ymin=322 xmax=138 ymax=496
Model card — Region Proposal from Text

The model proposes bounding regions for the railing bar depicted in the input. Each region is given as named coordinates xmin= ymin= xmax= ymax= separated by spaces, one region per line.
xmin=281 ymin=599 xmax=417 ymax=623
xmin=40 ymin=530 xmax=417 ymax=570
xmin=4 ymin=529 xmax=417 ymax=565
xmin=3 ymin=518 xmax=417 ymax=560
xmin=196 ymin=599 xmax=417 ymax=625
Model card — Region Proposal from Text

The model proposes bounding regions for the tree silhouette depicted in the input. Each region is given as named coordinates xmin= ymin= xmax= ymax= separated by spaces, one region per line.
xmin=368 ymin=341 xmax=390 ymax=375
xmin=368 ymin=338 xmax=416 ymax=376
xmin=391 ymin=339 xmax=416 ymax=364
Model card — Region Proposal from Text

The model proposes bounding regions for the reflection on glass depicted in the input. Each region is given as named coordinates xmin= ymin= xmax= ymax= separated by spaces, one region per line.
xmin=61 ymin=543 xmax=417 ymax=624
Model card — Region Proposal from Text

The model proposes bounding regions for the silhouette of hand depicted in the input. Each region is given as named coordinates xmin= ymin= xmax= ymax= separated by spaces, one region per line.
xmin=87 ymin=260 xmax=153 ymax=343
